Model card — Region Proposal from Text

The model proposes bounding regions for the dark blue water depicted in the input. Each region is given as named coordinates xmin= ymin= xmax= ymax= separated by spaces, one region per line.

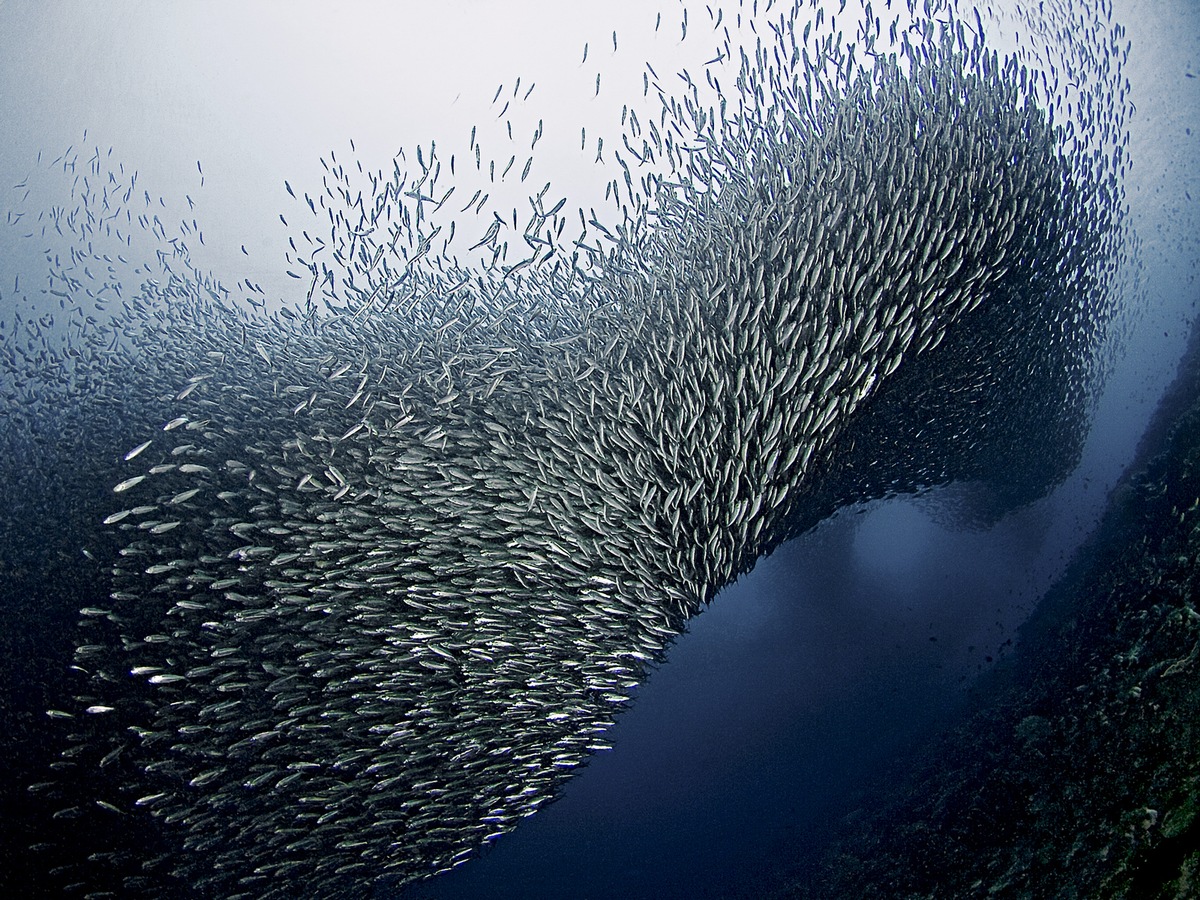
xmin=399 ymin=496 xmax=1052 ymax=899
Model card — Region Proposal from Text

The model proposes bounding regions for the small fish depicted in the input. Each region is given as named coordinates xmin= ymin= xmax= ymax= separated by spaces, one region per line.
xmin=124 ymin=440 xmax=152 ymax=461
xmin=113 ymin=475 xmax=147 ymax=493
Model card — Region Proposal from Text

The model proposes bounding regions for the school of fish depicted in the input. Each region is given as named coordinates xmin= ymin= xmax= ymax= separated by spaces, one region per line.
xmin=0 ymin=0 xmax=1132 ymax=896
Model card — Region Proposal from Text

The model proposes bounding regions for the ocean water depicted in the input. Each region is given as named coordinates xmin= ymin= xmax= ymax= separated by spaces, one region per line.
xmin=1 ymin=2 xmax=1197 ymax=898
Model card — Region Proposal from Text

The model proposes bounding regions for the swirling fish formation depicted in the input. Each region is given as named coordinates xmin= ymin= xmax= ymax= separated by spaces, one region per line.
xmin=2 ymin=0 xmax=1130 ymax=897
